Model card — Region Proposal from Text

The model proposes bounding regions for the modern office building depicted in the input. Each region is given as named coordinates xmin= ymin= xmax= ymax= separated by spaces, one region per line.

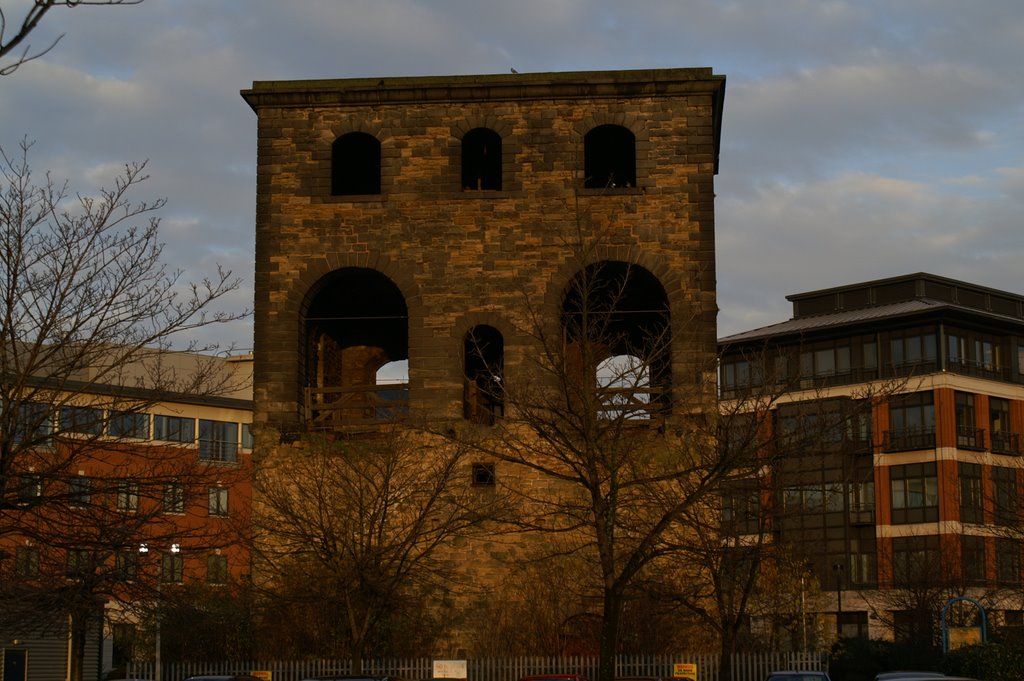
xmin=719 ymin=273 xmax=1024 ymax=642
xmin=0 ymin=350 xmax=253 ymax=681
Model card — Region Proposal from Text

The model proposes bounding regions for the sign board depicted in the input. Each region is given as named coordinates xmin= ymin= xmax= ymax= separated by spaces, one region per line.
xmin=673 ymin=663 xmax=697 ymax=681
xmin=251 ymin=672 xmax=272 ymax=681
xmin=948 ymin=627 xmax=982 ymax=650
xmin=433 ymin=660 xmax=468 ymax=680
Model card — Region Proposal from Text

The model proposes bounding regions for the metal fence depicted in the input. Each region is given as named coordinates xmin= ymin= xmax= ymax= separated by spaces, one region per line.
xmin=128 ymin=651 xmax=828 ymax=681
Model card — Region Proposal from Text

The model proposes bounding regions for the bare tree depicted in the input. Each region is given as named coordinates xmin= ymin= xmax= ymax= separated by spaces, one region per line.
xmin=0 ymin=138 xmax=246 ymax=681
xmin=251 ymin=428 xmax=508 ymax=671
xmin=1 ymin=0 xmax=144 ymax=76
xmin=433 ymin=211 xmax=741 ymax=681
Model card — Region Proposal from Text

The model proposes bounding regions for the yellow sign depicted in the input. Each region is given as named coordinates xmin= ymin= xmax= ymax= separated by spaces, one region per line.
xmin=673 ymin=663 xmax=698 ymax=681
xmin=251 ymin=672 xmax=272 ymax=681
xmin=948 ymin=627 xmax=982 ymax=650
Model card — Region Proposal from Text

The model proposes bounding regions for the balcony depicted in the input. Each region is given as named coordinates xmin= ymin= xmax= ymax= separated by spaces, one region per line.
xmin=992 ymin=430 xmax=1022 ymax=456
xmin=883 ymin=427 xmax=936 ymax=452
xmin=956 ymin=425 xmax=986 ymax=451
xmin=305 ymin=384 xmax=409 ymax=428
xmin=946 ymin=358 xmax=1012 ymax=382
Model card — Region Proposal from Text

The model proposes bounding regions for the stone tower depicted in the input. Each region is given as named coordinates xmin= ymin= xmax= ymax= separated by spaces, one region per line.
xmin=241 ymin=68 xmax=725 ymax=438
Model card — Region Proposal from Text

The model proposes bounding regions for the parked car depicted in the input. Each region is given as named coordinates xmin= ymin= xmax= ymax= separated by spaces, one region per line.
xmin=183 ymin=676 xmax=264 ymax=681
xmin=874 ymin=676 xmax=974 ymax=681
xmin=300 ymin=676 xmax=405 ymax=681
xmin=764 ymin=671 xmax=831 ymax=681
xmin=519 ymin=675 xmax=589 ymax=681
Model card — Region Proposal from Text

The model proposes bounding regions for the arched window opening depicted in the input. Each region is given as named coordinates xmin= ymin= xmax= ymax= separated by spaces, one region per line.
xmin=461 ymin=128 xmax=502 ymax=191
xmin=331 ymin=132 xmax=382 ymax=196
xmin=596 ymin=354 xmax=651 ymax=420
xmin=464 ymin=325 xmax=504 ymax=425
xmin=584 ymin=124 xmax=636 ymax=189
xmin=304 ymin=268 xmax=408 ymax=427
xmin=562 ymin=261 xmax=670 ymax=419
xmin=375 ymin=360 xmax=409 ymax=420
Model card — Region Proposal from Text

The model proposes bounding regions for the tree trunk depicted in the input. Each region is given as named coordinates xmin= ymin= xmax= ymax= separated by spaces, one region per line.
xmin=597 ymin=586 xmax=621 ymax=681
xmin=68 ymin=611 xmax=88 ymax=681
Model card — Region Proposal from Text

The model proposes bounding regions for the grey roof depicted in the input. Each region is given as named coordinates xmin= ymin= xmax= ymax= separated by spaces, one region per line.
xmin=719 ymin=297 xmax=1021 ymax=345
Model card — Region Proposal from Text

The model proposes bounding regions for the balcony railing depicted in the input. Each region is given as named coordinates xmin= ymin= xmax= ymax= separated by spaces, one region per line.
xmin=306 ymin=384 xmax=409 ymax=427
xmin=992 ymin=430 xmax=1022 ymax=456
xmin=882 ymin=427 xmax=936 ymax=452
xmin=956 ymin=425 xmax=986 ymax=450
xmin=946 ymin=358 xmax=1012 ymax=381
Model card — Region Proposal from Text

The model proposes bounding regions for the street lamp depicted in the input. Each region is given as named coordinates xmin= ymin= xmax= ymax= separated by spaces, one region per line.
xmin=140 ymin=543 xmax=177 ymax=681
xmin=832 ymin=562 xmax=844 ymax=638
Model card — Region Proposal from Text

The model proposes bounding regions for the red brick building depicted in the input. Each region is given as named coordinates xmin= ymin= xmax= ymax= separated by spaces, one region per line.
xmin=719 ymin=273 xmax=1024 ymax=642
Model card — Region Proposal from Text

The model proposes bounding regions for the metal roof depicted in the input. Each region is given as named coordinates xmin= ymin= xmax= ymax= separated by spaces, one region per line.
xmin=719 ymin=297 xmax=1024 ymax=345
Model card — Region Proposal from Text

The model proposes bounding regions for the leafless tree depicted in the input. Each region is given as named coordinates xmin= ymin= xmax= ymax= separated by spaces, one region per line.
xmin=251 ymin=428 xmax=508 ymax=671
xmin=1 ymin=0 xmax=144 ymax=76
xmin=431 ymin=204 xmax=744 ymax=681
xmin=0 ymin=138 xmax=246 ymax=681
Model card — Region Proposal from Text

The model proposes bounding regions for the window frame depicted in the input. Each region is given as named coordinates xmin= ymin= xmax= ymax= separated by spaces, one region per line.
xmin=890 ymin=462 xmax=939 ymax=524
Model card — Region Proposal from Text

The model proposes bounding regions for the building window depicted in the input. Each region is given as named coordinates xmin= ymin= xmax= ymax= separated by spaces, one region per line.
xmin=464 ymin=325 xmax=504 ymax=425
xmin=69 ymin=476 xmax=92 ymax=508
xmin=66 ymin=548 xmax=92 ymax=579
xmin=990 ymin=397 xmax=1019 ymax=454
xmin=15 ymin=546 xmax=39 ymax=579
xmin=800 ymin=344 xmax=851 ymax=381
xmin=885 ymin=392 xmax=935 ymax=451
xmin=955 ymin=392 xmax=983 ymax=449
xmin=161 ymin=551 xmax=184 ymax=584
xmin=720 ymin=357 xmax=761 ymax=397
xmin=59 ymin=406 xmax=104 ymax=435
xmin=331 ymin=132 xmax=381 ymax=196
xmin=115 ymin=550 xmax=138 ymax=581
xmin=461 ymin=127 xmax=502 ymax=190
xmin=975 ymin=337 xmax=1002 ymax=373
xmin=584 ymin=124 xmax=636 ymax=188
xmin=18 ymin=474 xmax=42 ymax=505
xmin=163 ymin=483 xmax=185 ymax=514
xmin=208 ymin=487 xmax=229 ymax=516
xmin=199 ymin=420 xmax=238 ymax=462
xmin=241 ymin=423 xmax=254 ymax=450
xmin=14 ymin=401 xmax=53 ymax=446
xmin=847 ymin=478 xmax=875 ymax=518
xmin=848 ymin=535 xmax=877 ymax=586
xmin=116 ymin=480 xmax=139 ymax=513
xmin=997 ymin=538 xmax=1021 ymax=586
xmin=993 ymin=467 xmax=1018 ymax=526
xmin=207 ymin=554 xmax=228 ymax=585
xmin=960 ymin=462 xmax=983 ymax=524
xmin=890 ymin=462 xmax=938 ymax=524
xmin=471 ymin=462 xmax=496 ymax=487
xmin=888 ymin=330 xmax=937 ymax=373
xmin=722 ymin=484 xmax=761 ymax=535
xmin=153 ymin=415 xmax=194 ymax=444
xmin=109 ymin=411 xmax=150 ymax=439
xmin=892 ymin=535 xmax=941 ymax=587
xmin=962 ymin=535 xmax=986 ymax=585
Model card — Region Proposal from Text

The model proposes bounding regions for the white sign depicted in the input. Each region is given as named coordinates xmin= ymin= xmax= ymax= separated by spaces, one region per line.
xmin=433 ymin=660 xmax=468 ymax=680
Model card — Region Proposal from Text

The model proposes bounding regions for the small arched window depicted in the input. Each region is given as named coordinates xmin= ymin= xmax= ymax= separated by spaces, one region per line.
xmin=464 ymin=325 xmax=504 ymax=425
xmin=584 ymin=124 xmax=636 ymax=189
xmin=461 ymin=128 xmax=502 ymax=191
xmin=331 ymin=132 xmax=381 ymax=196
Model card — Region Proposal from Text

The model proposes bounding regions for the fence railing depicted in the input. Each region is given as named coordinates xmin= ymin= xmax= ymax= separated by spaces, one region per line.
xmin=127 ymin=651 xmax=828 ymax=681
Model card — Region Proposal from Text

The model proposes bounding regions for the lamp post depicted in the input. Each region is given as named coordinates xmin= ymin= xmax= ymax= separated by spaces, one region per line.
xmin=832 ymin=562 xmax=844 ymax=638
xmin=140 ymin=543 xmax=178 ymax=681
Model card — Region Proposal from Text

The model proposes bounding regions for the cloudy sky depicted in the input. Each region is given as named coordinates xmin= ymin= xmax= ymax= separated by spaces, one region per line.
xmin=2 ymin=0 xmax=1022 ymax=351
